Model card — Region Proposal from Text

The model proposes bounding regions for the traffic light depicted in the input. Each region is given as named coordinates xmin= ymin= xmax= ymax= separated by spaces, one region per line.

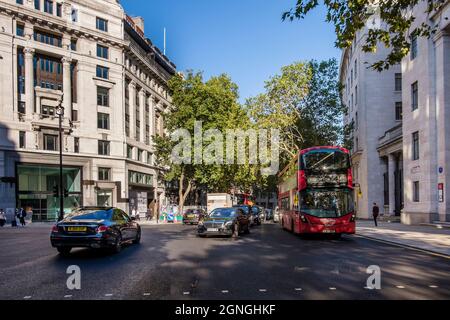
xmin=64 ymin=188 xmax=69 ymax=198
xmin=52 ymin=185 xmax=59 ymax=198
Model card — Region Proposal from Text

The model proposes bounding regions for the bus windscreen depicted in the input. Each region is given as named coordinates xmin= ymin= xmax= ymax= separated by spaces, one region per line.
xmin=301 ymin=149 xmax=350 ymax=172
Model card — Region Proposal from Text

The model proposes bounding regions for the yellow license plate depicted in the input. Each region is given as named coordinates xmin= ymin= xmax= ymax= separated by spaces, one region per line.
xmin=67 ymin=227 xmax=87 ymax=232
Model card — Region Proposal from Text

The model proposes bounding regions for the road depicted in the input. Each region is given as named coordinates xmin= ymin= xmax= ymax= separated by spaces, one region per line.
xmin=0 ymin=223 xmax=449 ymax=300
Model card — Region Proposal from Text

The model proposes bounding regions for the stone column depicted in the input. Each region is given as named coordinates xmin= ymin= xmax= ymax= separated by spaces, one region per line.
xmin=149 ymin=96 xmax=156 ymax=137
xmin=139 ymin=89 xmax=146 ymax=143
xmin=388 ymin=154 xmax=396 ymax=216
xmin=128 ymin=81 xmax=136 ymax=140
xmin=62 ymin=57 xmax=72 ymax=119
xmin=24 ymin=48 xmax=35 ymax=117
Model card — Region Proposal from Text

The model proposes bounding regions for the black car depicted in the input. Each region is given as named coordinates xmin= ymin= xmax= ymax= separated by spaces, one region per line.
xmin=233 ymin=205 xmax=261 ymax=226
xmin=50 ymin=207 xmax=141 ymax=256
xmin=198 ymin=207 xmax=250 ymax=238
xmin=183 ymin=208 xmax=206 ymax=225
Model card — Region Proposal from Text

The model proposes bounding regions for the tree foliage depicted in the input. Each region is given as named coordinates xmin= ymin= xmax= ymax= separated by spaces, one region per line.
xmin=283 ymin=0 xmax=446 ymax=70
xmin=246 ymin=59 xmax=345 ymax=168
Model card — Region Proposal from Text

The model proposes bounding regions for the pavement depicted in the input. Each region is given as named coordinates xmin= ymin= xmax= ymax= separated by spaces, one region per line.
xmin=356 ymin=220 xmax=450 ymax=257
xmin=0 ymin=222 xmax=449 ymax=300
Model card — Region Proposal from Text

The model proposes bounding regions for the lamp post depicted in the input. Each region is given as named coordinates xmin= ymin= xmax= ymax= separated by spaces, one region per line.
xmin=56 ymin=101 xmax=64 ymax=222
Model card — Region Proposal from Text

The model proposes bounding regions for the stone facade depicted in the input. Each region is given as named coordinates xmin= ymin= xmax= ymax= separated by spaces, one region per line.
xmin=0 ymin=0 xmax=175 ymax=221
xmin=340 ymin=26 xmax=402 ymax=219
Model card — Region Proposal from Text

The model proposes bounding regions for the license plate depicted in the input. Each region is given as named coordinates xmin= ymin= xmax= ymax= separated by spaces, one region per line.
xmin=323 ymin=229 xmax=336 ymax=234
xmin=67 ymin=227 xmax=87 ymax=232
xmin=207 ymin=228 xmax=219 ymax=232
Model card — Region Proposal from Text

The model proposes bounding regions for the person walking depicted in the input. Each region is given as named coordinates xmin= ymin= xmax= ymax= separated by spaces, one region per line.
xmin=18 ymin=207 xmax=26 ymax=227
xmin=146 ymin=207 xmax=153 ymax=221
xmin=372 ymin=203 xmax=380 ymax=227
xmin=11 ymin=209 xmax=18 ymax=228
xmin=0 ymin=209 xmax=6 ymax=227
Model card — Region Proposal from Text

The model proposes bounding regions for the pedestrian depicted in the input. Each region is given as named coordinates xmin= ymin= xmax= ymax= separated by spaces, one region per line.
xmin=0 ymin=209 xmax=6 ymax=227
xmin=146 ymin=207 xmax=153 ymax=221
xmin=372 ymin=203 xmax=380 ymax=227
xmin=19 ymin=207 xmax=26 ymax=227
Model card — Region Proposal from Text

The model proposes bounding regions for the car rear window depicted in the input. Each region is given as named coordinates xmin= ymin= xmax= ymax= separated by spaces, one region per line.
xmin=67 ymin=209 xmax=112 ymax=221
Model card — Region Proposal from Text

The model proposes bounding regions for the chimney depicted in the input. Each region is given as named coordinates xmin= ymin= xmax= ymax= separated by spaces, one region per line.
xmin=131 ymin=16 xmax=144 ymax=33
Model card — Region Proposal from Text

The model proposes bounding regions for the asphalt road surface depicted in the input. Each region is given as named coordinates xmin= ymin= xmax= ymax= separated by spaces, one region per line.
xmin=0 ymin=223 xmax=449 ymax=300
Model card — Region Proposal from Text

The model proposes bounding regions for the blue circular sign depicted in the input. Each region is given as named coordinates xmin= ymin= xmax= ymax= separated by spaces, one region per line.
xmin=439 ymin=167 xmax=444 ymax=174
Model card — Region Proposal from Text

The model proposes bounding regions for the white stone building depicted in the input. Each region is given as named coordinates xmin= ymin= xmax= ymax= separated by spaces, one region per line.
xmin=400 ymin=1 xmax=450 ymax=224
xmin=340 ymin=26 xmax=403 ymax=219
xmin=0 ymin=0 xmax=175 ymax=221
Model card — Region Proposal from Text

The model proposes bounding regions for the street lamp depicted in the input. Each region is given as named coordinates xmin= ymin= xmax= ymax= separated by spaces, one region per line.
xmin=56 ymin=100 xmax=64 ymax=222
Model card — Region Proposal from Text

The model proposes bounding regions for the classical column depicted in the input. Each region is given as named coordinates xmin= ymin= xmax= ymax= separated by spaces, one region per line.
xmin=62 ymin=57 xmax=72 ymax=119
xmin=139 ymin=89 xmax=146 ymax=143
xmin=128 ymin=81 xmax=136 ymax=140
xmin=149 ymin=96 xmax=156 ymax=137
xmin=24 ymin=48 xmax=35 ymax=117
xmin=388 ymin=154 xmax=396 ymax=216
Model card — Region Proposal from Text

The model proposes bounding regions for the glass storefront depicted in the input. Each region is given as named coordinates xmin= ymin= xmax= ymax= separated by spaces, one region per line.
xmin=17 ymin=164 xmax=82 ymax=222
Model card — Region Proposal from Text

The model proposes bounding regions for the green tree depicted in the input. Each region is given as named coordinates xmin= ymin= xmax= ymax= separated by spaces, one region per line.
xmin=283 ymin=0 xmax=445 ymax=71
xmin=246 ymin=59 xmax=345 ymax=168
xmin=154 ymin=71 xmax=260 ymax=213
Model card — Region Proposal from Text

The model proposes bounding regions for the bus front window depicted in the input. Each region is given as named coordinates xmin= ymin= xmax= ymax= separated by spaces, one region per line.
xmin=301 ymin=150 xmax=350 ymax=172
xmin=300 ymin=189 xmax=354 ymax=218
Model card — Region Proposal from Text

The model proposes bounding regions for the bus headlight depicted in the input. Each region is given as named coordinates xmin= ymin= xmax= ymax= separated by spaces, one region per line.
xmin=350 ymin=214 xmax=356 ymax=222
xmin=300 ymin=215 xmax=308 ymax=223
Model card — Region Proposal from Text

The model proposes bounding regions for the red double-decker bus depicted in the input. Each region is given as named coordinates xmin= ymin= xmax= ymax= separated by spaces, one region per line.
xmin=278 ymin=146 xmax=356 ymax=237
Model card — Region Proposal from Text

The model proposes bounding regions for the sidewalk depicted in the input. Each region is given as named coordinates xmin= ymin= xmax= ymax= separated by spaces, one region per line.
xmin=356 ymin=220 xmax=450 ymax=257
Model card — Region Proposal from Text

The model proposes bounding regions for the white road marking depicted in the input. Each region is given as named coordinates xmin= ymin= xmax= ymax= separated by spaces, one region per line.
xmin=183 ymin=292 xmax=190 ymax=295
xmin=105 ymin=293 xmax=113 ymax=297
xmin=329 ymin=287 xmax=337 ymax=291
xmin=221 ymin=290 xmax=229 ymax=294
xmin=295 ymin=288 xmax=303 ymax=291
xmin=23 ymin=296 xmax=31 ymax=299
xmin=64 ymin=295 xmax=72 ymax=298
xmin=396 ymin=286 xmax=405 ymax=289
xmin=429 ymin=285 xmax=439 ymax=288
xmin=143 ymin=293 xmax=151 ymax=296
xmin=259 ymin=289 xmax=267 ymax=292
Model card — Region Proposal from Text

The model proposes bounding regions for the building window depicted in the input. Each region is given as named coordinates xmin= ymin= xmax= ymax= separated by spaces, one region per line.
xmin=18 ymin=102 xmax=25 ymax=114
xmin=19 ymin=131 xmax=25 ymax=148
xmin=96 ymin=17 xmax=108 ymax=32
xmin=98 ymin=140 xmax=110 ymax=156
xmin=413 ymin=181 xmax=420 ymax=202
xmin=44 ymin=134 xmax=57 ymax=151
xmin=127 ymin=145 xmax=133 ymax=159
xmin=138 ymin=149 xmax=143 ymax=162
xmin=34 ymin=0 xmax=40 ymax=9
xmin=71 ymin=9 xmax=78 ymax=22
xmin=41 ymin=105 xmax=56 ymax=116
xmin=354 ymin=59 xmax=357 ymax=79
xmin=411 ymin=34 xmax=418 ymax=60
xmin=74 ymin=137 xmax=79 ymax=153
xmin=97 ymin=87 xmax=109 ymax=107
xmin=97 ymin=44 xmax=109 ymax=59
xmin=147 ymin=153 xmax=152 ymax=165
xmin=72 ymin=109 xmax=78 ymax=122
xmin=16 ymin=0 xmax=24 ymax=4
xmin=98 ymin=168 xmax=111 ymax=181
xmin=395 ymin=102 xmax=403 ymax=121
xmin=355 ymin=85 xmax=358 ymax=106
xmin=16 ymin=23 xmax=24 ymax=37
xmin=70 ymin=39 xmax=77 ymax=51
xmin=44 ymin=0 xmax=53 ymax=14
xmin=412 ymin=131 xmax=420 ymax=160
xmin=411 ymin=81 xmax=418 ymax=111
xmin=395 ymin=73 xmax=402 ymax=91
xmin=96 ymin=65 xmax=109 ymax=79
xmin=97 ymin=113 xmax=110 ymax=130
xmin=34 ymin=30 xmax=62 ymax=47
xmin=56 ymin=3 xmax=62 ymax=17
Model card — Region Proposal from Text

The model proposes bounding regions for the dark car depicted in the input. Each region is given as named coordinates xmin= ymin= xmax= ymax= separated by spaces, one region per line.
xmin=183 ymin=208 xmax=206 ymax=225
xmin=233 ymin=205 xmax=261 ymax=226
xmin=198 ymin=207 xmax=250 ymax=238
xmin=50 ymin=207 xmax=141 ymax=256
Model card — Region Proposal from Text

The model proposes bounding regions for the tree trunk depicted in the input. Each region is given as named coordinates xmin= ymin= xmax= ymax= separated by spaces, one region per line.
xmin=178 ymin=170 xmax=192 ymax=216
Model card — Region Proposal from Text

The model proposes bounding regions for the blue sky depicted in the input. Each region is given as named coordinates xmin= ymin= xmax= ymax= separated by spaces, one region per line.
xmin=121 ymin=0 xmax=341 ymax=102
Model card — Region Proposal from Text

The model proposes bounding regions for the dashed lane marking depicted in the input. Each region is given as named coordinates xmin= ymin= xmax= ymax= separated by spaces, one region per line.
xmin=23 ymin=296 xmax=31 ymax=299
xmin=183 ymin=292 xmax=190 ymax=295
xmin=221 ymin=290 xmax=229 ymax=294
xmin=143 ymin=293 xmax=151 ymax=296
xmin=259 ymin=289 xmax=267 ymax=292
xmin=105 ymin=294 xmax=113 ymax=297
xmin=329 ymin=287 xmax=337 ymax=291
xmin=429 ymin=285 xmax=439 ymax=288
xmin=396 ymin=286 xmax=406 ymax=289
xmin=64 ymin=295 xmax=72 ymax=298
xmin=295 ymin=288 xmax=303 ymax=291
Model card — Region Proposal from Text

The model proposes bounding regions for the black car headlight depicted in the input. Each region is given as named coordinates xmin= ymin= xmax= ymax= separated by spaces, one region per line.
xmin=225 ymin=221 xmax=233 ymax=229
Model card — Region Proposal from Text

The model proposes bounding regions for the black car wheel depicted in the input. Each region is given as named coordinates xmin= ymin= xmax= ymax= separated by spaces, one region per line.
xmin=132 ymin=229 xmax=141 ymax=244
xmin=112 ymin=234 xmax=122 ymax=254
xmin=57 ymin=247 xmax=72 ymax=256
